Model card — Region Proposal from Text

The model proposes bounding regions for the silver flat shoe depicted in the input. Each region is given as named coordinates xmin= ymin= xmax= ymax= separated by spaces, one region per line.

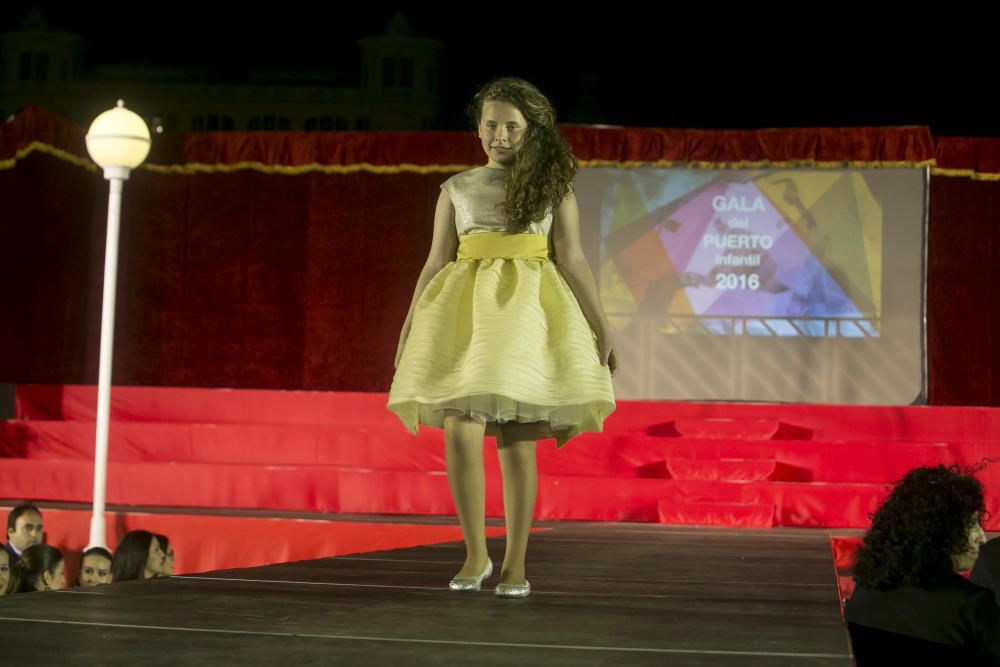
xmin=449 ymin=559 xmax=493 ymax=591
xmin=494 ymin=579 xmax=531 ymax=599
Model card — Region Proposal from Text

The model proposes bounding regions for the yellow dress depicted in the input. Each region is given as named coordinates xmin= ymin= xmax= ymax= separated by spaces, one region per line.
xmin=387 ymin=166 xmax=615 ymax=447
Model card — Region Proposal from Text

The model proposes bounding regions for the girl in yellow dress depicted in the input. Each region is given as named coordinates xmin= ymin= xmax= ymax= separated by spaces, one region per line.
xmin=388 ymin=77 xmax=617 ymax=598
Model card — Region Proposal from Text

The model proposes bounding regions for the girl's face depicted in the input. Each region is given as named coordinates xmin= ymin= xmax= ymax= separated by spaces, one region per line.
xmin=161 ymin=545 xmax=175 ymax=576
xmin=952 ymin=515 xmax=987 ymax=573
xmin=80 ymin=554 xmax=113 ymax=587
xmin=41 ymin=560 xmax=66 ymax=591
xmin=145 ymin=538 xmax=165 ymax=579
xmin=478 ymin=100 xmax=527 ymax=169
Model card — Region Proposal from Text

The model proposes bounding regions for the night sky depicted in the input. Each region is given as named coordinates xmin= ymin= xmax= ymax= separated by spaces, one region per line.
xmin=3 ymin=4 xmax=995 ymax=136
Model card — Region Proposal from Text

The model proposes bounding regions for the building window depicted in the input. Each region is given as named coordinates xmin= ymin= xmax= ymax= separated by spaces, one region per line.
xmin=18 ymin=53 xmax=31 ymax=81
xmin=306 ymin=117 xmax=338 ymax=131
xmin=192 ymin=116 xmax=204 ymax=130
xmin=249 ymin=115 xmax=290 ymax=131
xmin=335 ymin=118 xmax=348 ymax=130
xmin=356 ymin=117 xmax=370 ymax=130
xmin=222 ymin=116 xmax=234 ymax=131
xmin=400 ymin=58 xmax=414 ymax=88
xmin=207 ymin=114 xmax=219 ymax=131
xmin=34 ymin=53 xmax=49 ymax=81
xmin=382 ymin=58 xmax=396 ymax=86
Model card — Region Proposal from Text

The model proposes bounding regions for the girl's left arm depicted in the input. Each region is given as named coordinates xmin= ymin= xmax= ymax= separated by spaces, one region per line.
xmin=552 ymin=191 xmax=618 ymax=375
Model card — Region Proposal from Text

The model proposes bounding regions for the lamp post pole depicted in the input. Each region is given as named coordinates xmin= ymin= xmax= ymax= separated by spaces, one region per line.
xmin=84 ymin=101 xmax=150 ymax=550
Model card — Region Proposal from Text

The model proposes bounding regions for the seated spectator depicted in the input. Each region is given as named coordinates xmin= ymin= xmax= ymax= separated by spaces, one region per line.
xmin=844 ymin=465 xmax=1000 ymax=663
xmin=111 ymin=530 xmax=165 ymax=582
xmin=5 ymin=504 xmax=43 ymax=567
xmin=0 ymin=546 xmax=10 ymax=595
xmin=971 ymin=537 xmax=1000 ymax=605
xmin=78 ymin=547 xmax=114 ymax=587
xmin=153 ymin=534 xmax=175 ymax=577
xmin=10 ymin=544 xmax=65 ymax=593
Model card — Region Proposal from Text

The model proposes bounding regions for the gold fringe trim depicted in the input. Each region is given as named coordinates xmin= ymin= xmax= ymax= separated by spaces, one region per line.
xmin=0 ymin=141 xmax=98 ymax=173
xmin=142 ymin=161 xmax=474 ymax=176
xmin=579 ymin=159 xmax=936 ymax=170
xmin=3 ymin=140 xmax=998 ymax=180
xmin=930 ymin=167 xmax=1000 ymax=182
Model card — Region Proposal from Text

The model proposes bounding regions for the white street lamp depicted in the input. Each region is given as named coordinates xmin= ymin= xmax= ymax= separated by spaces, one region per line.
xmin=84 ymin=100 xmax=150 ymax=549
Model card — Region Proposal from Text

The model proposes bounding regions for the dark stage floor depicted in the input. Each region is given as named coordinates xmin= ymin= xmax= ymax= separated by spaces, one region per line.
xmin=0 ymin=520 xmax=853 ymax=666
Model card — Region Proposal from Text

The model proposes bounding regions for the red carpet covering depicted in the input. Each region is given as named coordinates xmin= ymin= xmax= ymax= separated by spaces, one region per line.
xmin=831 ymin=536 xmax=864 ymax=610
xmin=3 ymin=385 xmax=1000 ymax=529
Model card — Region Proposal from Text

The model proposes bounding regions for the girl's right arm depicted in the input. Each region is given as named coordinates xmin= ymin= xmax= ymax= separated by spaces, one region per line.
xmin=395 ymin=189 xmax=458 ymax=368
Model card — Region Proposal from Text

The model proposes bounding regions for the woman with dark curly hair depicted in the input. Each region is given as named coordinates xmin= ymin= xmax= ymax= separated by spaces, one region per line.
xmin=845 ymin=465 xmax=1000 ymax=663
xmin=388 ymin=77 xmax=617 ymax=598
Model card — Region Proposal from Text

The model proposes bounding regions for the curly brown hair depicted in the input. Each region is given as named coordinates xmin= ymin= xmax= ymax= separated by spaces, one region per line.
xmin=468 ymin=77 xmax=577 ymax=231
xmin=853 ymin=465 xmax=985 ymax=590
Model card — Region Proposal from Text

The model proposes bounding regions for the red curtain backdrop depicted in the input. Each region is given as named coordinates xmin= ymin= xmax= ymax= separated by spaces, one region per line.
xmin=1 ymin=107 xmax=997 ymax=405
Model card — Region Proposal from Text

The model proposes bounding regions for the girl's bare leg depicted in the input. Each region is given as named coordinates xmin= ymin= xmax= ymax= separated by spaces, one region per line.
xmin=496 ymin=424 xmax=539 ymax=585
xmin=444 ymin=414 xmax=489 ymax=577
